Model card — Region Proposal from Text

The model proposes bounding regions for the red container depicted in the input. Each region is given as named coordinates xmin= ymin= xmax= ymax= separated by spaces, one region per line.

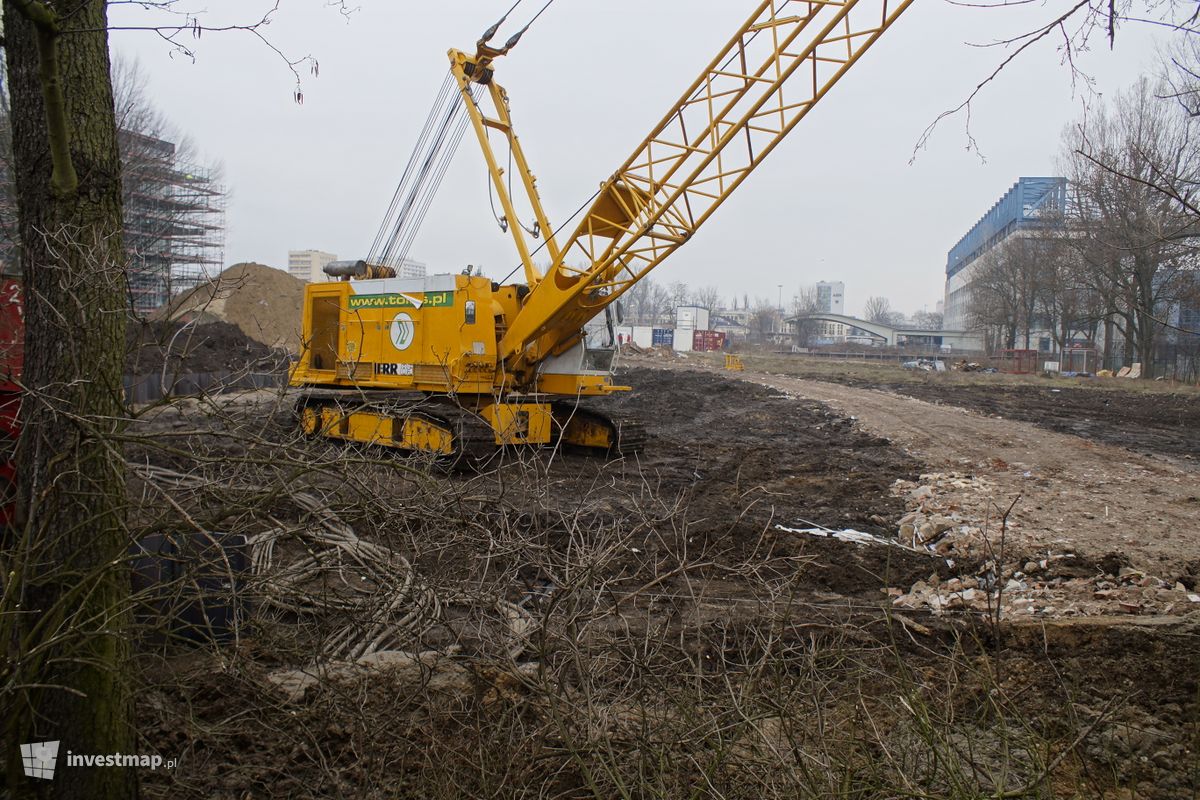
xmin=692 ymin=330 xmax=726 ymax=352
xmin=0 ymin=279 xmax=23 ymax=389
xmin=0 ymin=279 xmax=22 ymax=525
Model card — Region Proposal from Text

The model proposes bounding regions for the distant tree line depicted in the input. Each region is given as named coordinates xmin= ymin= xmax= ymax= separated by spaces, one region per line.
xmin=620 ymin=279 xmax=724 ymax=326
xmin=861 ymin=296 xmax=943 ymax=331
xmin=622 ymin=279 xmax=947 ymax=346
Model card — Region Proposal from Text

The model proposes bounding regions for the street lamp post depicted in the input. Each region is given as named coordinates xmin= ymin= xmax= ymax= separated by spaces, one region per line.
xmin=777 ymin=284 xmax=784 ymax=334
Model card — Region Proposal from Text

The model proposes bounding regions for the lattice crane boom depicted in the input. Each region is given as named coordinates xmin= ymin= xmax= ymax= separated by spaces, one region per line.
xmin=488 ymin=0 xmax=914 ymax=377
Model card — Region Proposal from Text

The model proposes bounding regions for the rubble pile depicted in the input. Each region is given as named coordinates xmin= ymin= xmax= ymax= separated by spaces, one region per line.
xmin=624 ymin=345 xmax=685 ymax=359
xmin=889 ymin=472 xmax=1000 ymax=560
xmin=890 ymin=563 xmax=1200 ymax=618
xmin=887 ymin=472 xmax=1200 ymax=618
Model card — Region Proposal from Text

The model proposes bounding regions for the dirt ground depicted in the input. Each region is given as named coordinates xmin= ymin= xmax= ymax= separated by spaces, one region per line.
xmin=157 ymin=261 xmax=306 ymax=351
xmin=653 ymin=354 xmax=1200 ymax=579
xmin=123 ymin=363 xmax=1199 ymax=798
xmin=741 ymin=353 xmax=1200 ymax=462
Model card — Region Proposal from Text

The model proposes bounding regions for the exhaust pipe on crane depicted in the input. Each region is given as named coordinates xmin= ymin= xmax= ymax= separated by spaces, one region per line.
xmin=323 ymin=260 xmax=398 ymax=281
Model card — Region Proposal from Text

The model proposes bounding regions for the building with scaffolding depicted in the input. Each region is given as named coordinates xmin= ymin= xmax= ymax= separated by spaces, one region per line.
xmin=121 ymin=131 xmax=225 ymax=315
xmin=0 ymin=123 xmax=224 ymax=314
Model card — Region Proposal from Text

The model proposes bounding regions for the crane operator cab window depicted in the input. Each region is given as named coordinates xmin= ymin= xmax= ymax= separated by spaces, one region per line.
xmin=580 ymin=305 xmax=618 ymax=373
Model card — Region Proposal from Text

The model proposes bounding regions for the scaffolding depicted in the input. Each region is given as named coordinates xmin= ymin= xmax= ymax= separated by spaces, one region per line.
xmin=121 ymin=131 xmax=225 ymax=315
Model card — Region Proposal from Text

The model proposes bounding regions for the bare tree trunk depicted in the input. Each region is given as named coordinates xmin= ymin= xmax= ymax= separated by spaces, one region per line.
xmin=1136 ymin=273 xmax=1158 ymax=379
xmin=3 ymin=2 xmax=135 ymax=798
xmin=1102 ymin=313 xmax=1115 ymax=370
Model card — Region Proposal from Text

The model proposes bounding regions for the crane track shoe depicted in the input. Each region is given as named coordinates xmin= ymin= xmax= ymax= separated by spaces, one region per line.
xmin=552 ymin=402 xmax=645 ymax=457
xmin=294 ymin=392 xmax=495 ymax=469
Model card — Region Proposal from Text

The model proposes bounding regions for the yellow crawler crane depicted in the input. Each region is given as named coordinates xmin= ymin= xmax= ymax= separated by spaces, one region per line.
xmin=290 ymin=0 xmax=913 ymax=459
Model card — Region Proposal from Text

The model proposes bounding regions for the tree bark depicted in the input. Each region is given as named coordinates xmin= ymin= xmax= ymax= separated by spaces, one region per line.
xmin=2 ymin=1 xmax=135 ymax=798
xmin=1102 ymin=314 xmax=1114 ymax=370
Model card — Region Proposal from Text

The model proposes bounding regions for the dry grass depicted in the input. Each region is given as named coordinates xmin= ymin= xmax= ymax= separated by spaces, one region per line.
xmin=684 ymin=350 xmax=1200 ymax=394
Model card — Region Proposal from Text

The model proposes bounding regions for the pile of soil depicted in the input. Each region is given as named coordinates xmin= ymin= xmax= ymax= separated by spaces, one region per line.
xmin=126 ymin=319 xmax=285 ymax=376
xmin=158 ymin=262 xmax=305 ymax=352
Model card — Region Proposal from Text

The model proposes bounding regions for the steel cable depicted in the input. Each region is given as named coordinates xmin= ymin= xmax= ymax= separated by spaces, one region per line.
xmin=367 ymin=72 xmax=457 ymax=264
xmin=375 ymin=83 xmax=482 ymax=271
xmin=382 ymin=89 xmax=479 ymax=270
xmin=367 ymin=0 xmax=559 ymax=273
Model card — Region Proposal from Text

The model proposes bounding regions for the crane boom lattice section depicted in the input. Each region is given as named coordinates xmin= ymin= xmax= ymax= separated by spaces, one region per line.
xmin=501 ymin=0 xmax=912 ymax=369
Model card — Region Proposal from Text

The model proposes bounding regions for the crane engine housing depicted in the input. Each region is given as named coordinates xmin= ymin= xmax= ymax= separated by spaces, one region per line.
xmin=290 ymin=271 xmax=632 ymax=457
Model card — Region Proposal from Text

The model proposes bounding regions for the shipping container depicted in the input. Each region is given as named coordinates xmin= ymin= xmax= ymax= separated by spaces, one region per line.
xmin=692 ymin=330 xmax=726 ymax=352
xmin=616 ymin=325 xmax=655 ymax=348
xmin=675 ymin=305 xmax=711 ymax=331
xmin=652 ymin=328 xmax=674 ymax=347
xmin=672 ymin=329 xmax=694 ymax=352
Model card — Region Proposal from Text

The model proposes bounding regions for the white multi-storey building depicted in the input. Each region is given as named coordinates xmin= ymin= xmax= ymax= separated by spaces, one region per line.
xmin=815 ymin=281 xmax=845 ymax=314
xmin=815 ymin=280 xmax=847 ymax=341
xmin=287 ymin=250 xmax=337 ymax=283
xmin=394 ymin=257 xmax=428 ymax=280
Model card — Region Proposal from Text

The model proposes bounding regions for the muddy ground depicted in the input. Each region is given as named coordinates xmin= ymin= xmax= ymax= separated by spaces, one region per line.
xmin=596 ymin=368 xmax=940 ymax=593
xmin=123 ymin=366 xmax=1198 ymax=799
xmin=910 ymin=384 xmax=1198 ymax=461
xmin=747 ymin=356 xmax=1200 ymax=462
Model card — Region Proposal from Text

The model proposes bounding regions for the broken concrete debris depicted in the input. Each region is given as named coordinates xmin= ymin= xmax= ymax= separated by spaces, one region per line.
xmin=889 ymin=473 xmax=998 ymax=559
xmin=885 ymin=472 xmax=1197 ymax=618
xmin=889 ymin=556 xmax=1199 ymax=618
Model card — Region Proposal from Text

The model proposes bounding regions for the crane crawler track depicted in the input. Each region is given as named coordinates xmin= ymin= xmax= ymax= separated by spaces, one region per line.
xmin=294 ymin=391 xmax=496 ymax=468
xmin=551 ymin=402 xmax=646 ymax=458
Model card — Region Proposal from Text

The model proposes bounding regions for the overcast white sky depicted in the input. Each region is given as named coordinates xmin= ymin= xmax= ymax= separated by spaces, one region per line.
xmin=109 ymin=1 xmax=1169 ymax=317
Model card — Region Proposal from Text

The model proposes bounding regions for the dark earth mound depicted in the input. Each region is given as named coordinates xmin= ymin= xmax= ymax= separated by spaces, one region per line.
xmin=127 ymin=320 xmax=287 ymax=376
